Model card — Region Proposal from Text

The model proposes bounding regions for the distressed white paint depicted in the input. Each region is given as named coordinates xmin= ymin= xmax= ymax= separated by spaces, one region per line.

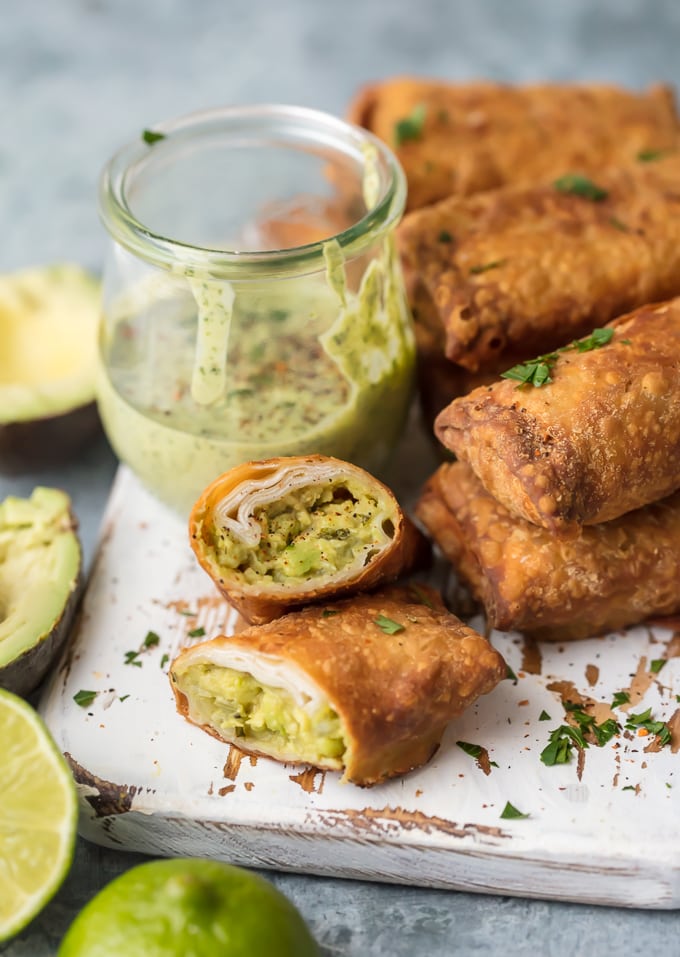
xmin=40 ymin=465 xmax=680 ymax=909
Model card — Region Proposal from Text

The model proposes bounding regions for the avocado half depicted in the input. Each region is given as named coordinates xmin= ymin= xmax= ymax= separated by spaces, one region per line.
xmin=0 ymin=264 xmax=101 ymax=474
xmin=0 ymin=487 xmax=82 ymax=697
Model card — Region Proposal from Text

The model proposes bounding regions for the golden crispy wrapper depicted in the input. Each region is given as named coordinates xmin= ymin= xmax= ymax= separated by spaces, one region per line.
xmin=398 ymin=157 xmax=680 ymax=371
xmin=189 ymin=455 xmax=429 ymax=624
xmin=435 ymin=301 xmax=680 ymax=531
xmin=416 ymin=462 xmax=680 ymax=642
xmin=170 ymin=585 xmax=506 ymax=786
xmin=348 ymin=77 xmax=680 ymax=211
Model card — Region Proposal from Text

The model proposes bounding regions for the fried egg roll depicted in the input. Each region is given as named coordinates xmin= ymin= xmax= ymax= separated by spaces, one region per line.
xmin=399 ymin=157 xmax=680 ymax=371
xmin=189 ymin=456 xmax=429 ymax=625
xmin=349 ymin=77 xmax=680 ymax=211
xmin=169 ymin=585 xmax=506 ymax=786
xmin=435 ymin=301 xmax=680 ymax=531
xmin=416 ymin=462 xmax=680 ymax=642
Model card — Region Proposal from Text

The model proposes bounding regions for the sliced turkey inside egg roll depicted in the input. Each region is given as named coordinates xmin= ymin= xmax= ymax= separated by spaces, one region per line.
xmin=189 ymin=455 xmax=429 ymax=624
xmin=170 ymin=585 xmax=506 ymax=786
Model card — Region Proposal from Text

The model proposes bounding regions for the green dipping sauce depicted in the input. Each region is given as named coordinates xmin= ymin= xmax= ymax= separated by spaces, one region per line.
xmin=97 ymin=239 xmax=415 ymax=514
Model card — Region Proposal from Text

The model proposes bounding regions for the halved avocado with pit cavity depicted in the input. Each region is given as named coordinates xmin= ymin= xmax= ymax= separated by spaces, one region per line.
xmin=0 ymin=487 xmax=82 ymax=697
xmin=0 ymin=264 xmax=101 ymax=473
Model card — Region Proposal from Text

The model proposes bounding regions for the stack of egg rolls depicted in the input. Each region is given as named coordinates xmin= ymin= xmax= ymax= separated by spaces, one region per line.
xmin=417 ymin=299 xmax=680 ymax=640
xmin=171 ymin=455 xmax=506 ymax=785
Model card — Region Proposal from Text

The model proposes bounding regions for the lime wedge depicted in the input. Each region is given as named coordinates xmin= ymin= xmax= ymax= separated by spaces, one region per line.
xmin=0 ymin=688 xmax=78 ymax=941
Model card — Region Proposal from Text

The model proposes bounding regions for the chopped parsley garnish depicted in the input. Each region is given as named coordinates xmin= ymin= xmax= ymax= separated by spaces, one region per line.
xmin=394 ymin=104 xmax=427 ymax=146
xmin=500 ymin=801 xmax=529 ymax=820
xmin=119 ymin=694 xmax=130 ymax=703
xmin=144 ymin=630 xmax=160 ymax=648
xmin=622 ymin=785 xmax=637 ymax=792
xmin=554 ymin=173 xmax=608 ymax=201
xmin=501 ymin=327 xmax=616 ymax=389
xmin=409 ymin=585 xmax=435 ymax=609
xmin=611 ymin=690 xmax=631 ymax=708
xmin=188 ymin=626 xmax=206 ymax=638
xmin=73 ymin=689 xmax=97 ymax=708
xmin=650 ymin=659 xmax=667 ymax=674
xmin=178 ymin=608 xmax=197 ymax=617
xmin=438 ymin=230 xmax=453 ymax=243
xmin=456 ymin=741 xmax=483 ymax=758
xmin=321 ymin=609 xmax=339 ymax=618
xmin=160 ymin=654 xmax=170 ymax=669
xmin=624 ymin=707 xmax=672 ymax=746
xmin=540 ymin=725 xmax=588 ymax=766
xmin=124 ymin=650 xmax=143 ymax=668
xmin=506 ymin=665 xmax=518 ymax=684
xmin=469 ymin=259 xmax=506 ymax=275
xmin=374 ymin=614 xmax=405 ymax=635
xmin=142 ymin=129 xmax=166 ymax=145
xmin=637 ymin=149 xmax=664 ymax=162
xmin=539 ymin=710 xmax=551 ymax=721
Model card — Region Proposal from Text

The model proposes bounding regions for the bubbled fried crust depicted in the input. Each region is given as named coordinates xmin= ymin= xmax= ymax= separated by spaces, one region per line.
xmin=349 ymin=78 xmax=680 ymax=212
xmin=434 ymin=300 xmax=680 ymax=531
xmin=170 ymin=584 xmax=506 ymax=787
xmin=398 ymin=157 xmax=680 ymax=371
xmin=416 ymin=463 xmax=680 ymax=642
xmin=189 ymin=455 xmax=430 ymax=625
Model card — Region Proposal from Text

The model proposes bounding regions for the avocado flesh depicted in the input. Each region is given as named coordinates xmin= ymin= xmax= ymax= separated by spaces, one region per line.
xmin=177 ymin=663 xmax=345 ymax=764
xmin=0 ymin=488 xmax=81 ymax=693
xmin=211 ymin=480 xmax=397 ymax=585
xmin=0 ymin=264 xmax=100 ymax=423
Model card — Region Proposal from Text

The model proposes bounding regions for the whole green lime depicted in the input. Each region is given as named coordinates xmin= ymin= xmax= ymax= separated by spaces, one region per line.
xmin=57 ymin=858 xmax=319 ymax=957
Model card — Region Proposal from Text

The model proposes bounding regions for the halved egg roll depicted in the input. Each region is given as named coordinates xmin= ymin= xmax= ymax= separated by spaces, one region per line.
xmin=169 ymin=584 xmax=507 ymax=786
xmin=435 ymin=300 xmax=680 ymax=531
xmin=399 ymin=157 xmax=680 ymax=370
xmin=189 ymin=455 xmax=429 ymax=625
xmin=349 ymin=77 xmax=680 ymax=211
xmin=416 ymin=462 xmax=680 ymax=642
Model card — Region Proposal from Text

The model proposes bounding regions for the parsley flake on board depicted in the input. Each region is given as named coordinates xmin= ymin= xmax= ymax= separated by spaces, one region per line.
xmin=540 ymin=725 xmax=587 ymax=766
xmin=73 ymin=689 xmax=97 ymax=708
xmin=187 ymin=626 xmax=206 ymax=638
xmin=624 ymin=708 xmax=672 ymax=746
xmin=554 ymin=173 xmax=608 ymax=201
xmin=142 ymin=129 xmax=166 ymax=145
xmin=119 ymin=694 xmax=130 ymax=703
xmin=650 ymin=659 xmax=667 ymax=674
xmin=394 ymin=104 xmax=427 ymax=146
xmin=374 ymin=614 xmax=405 ymax=635
xmin=160 ymin=654 xmax=170 ymax=670
xmin=456 ymin=741 xmax=483 ymax=758
xmin=124 ymin=650 xmax=143 ymax=668
xmin=500 ymin=801 xmax=529 ymax=820
xmin=539 ymin=710 xmax=551 ymax=721
xmin=144 ymin=630 xmax=160 ymax=648
xmin=611 ymin=690 xmax=630 ymax=708
xmin=501 ymin=327 xmax=616 ymax=389
xmin=506 ymin=665 xmax=518 ymax=683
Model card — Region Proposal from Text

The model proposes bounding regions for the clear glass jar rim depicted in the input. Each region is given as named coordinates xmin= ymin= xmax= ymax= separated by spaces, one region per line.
xmin=98 ymin=103 xmax=407 ymax=280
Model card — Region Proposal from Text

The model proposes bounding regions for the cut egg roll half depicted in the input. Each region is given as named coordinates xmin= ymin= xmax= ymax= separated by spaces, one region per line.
xmin=189 ymin=455 xmax=430 ymax=624
xmin=169 ymin=585 xmax=506 ymax=786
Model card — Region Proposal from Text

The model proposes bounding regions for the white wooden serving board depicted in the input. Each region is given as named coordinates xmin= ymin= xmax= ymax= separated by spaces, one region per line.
xmin=40 ymin=427 xmax=680 ymax=909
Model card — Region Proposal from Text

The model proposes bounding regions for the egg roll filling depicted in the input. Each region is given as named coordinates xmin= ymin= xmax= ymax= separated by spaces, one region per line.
xmin=173 ymin=662 xmax=346 ymax=764
xmin=209 ymin=479 xmax=397 ymax=586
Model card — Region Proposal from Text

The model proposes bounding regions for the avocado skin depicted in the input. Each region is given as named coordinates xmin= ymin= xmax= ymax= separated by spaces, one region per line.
xmin=0 ymin=402 xmax=101 ymax=475
xmin=0 ymin=574 xmax=82 ymax=697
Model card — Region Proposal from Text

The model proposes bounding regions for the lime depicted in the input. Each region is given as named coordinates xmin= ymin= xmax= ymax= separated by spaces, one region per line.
xmin=0 ymin=687 xmax=78 ymax=941
xmin=58 ymin=857 xmax=320 ymax=957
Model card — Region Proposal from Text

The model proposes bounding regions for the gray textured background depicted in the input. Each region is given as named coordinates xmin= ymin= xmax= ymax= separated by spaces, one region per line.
xmin=2 ymin=0 xmax=680 ymax=953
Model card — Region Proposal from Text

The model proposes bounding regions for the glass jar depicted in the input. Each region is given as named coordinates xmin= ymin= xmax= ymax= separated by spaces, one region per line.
xmin=97 ymin=104 xmax=415 ymax=515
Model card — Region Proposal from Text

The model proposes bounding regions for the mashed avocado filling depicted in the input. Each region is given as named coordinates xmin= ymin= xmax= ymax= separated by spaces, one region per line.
xmin=176 ymin=663 xmax=346 ymax=763
xmin=211 ymin=480 xmax=397 ymax=585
